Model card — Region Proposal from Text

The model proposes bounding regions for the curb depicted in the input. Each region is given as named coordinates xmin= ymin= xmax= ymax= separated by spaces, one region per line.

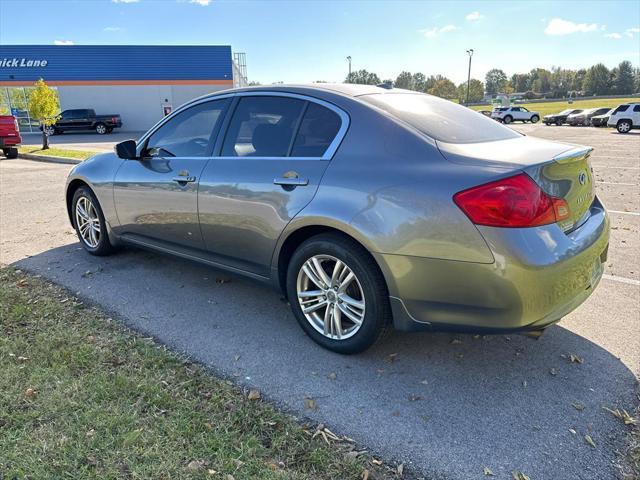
xmin=17 ymin=153 xmax=82 ymax=165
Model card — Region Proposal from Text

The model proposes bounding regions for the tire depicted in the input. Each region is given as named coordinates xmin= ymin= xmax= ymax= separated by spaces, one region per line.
xmin=71 ymin=186 xmax=115 ymax=256
xmin=556 ymin=119 xmax=563 ymax=126
xmin=106 ymin=127 xmax=113 ymax=134
xmin=43 ymin=125 xmax=56 ymax=136
xmin=3 ymin=147 xmax=18 ymax=159
xmin=544 ymin=122 xmax=550 ymax=126
xmin=95 ymin=123 xmax=107 ymax=135
xmin=286 ymin=233 xmax=391 ymax=354
xmin=530 ymin=115 xmax=539 ymax=123
xmin=617 ymin=120 xmax=632 ymax=134
xmin=503 ymin=115 xmax=513 ymax=124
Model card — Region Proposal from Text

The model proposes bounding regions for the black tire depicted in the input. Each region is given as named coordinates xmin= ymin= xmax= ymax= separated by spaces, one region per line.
xmin=95 ymin=123 xmax=107 ymax=135
xmin=530 ymin=115 xmax=539 ymax=123
xmin=71 ymin=186 xmax=115 ymax=256
xmin=3 ymin=147 xmax=18 ymax=159
xmin=106 ymin=127 xmax=114 ymax=134
xmin=503 ymin=115 xmax=513 ymax=124
xmin=544 ymin=122 xmax=550 ymax=126
xmin=617 ymin=120 xmax=632 ymax=134
xmin=286 ymin=233 xmax=391 ymax=354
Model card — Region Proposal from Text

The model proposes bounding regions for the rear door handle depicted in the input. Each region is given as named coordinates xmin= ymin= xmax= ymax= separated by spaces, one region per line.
xmin=273 ymin=177 xmax=309 ymax=187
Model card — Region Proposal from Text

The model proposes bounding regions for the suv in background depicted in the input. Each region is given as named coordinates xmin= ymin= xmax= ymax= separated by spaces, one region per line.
xmin=607 ymin=103 xmax=640 ymax=133
xmin=42 ymin=109 xmax=122 ymax=135
xmin=491 ymin=106 xmax=540 ymax=124
xmin=0 ymin=115 xmax=21 ymax=159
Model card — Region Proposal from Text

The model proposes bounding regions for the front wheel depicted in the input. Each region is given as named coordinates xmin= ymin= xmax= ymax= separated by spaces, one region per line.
xmin=72 ymin=186 xmax=114 ymax=256
xmin=617 ymin=120 xmax=632 ymax=134
xmin=95 ymin=123 xmax=107 ymax=135
xmin=530 ymin=115 xmax=539 ymax=123
xmin=286 ymin=234 xmax=391 ymax=354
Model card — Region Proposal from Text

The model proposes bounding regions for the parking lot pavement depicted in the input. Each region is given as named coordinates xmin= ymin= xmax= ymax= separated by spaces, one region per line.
xmin=1 ymin=125 xmax=638 ymax=480
xmin=20 ymin=131 xmax=145 ymax=152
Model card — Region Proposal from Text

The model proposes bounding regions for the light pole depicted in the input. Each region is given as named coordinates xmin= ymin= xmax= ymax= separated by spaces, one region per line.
xmin=346 ymin=56 xmax=352 ymax=81
xmin=465 ymin=49 xmax=474 ymax=105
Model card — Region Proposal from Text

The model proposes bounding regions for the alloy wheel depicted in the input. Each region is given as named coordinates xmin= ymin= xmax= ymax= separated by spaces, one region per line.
xmin=96 ymin=124 xmax=107 ymax=134
xmin=296 ymin=254 xmax=365 ymax=340
xmin=75 ymin=196 xmax=101 ymax=248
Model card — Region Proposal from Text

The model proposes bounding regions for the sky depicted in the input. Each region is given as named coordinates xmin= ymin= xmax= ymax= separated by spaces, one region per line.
xmin=1 ymin=0 xmax=638 ymax=85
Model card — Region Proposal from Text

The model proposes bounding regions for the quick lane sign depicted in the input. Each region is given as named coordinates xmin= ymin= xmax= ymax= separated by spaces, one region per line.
xmin=0 ymin=58 xmax=48 ymax=68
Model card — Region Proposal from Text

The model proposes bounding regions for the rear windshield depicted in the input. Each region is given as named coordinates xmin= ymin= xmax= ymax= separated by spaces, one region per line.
xmin=360 ymin=93 xmax=521 ymax=144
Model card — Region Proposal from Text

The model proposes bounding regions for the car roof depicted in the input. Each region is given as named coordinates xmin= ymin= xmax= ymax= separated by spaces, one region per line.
xmin=210 ymin=83 xmax=414 ymax=98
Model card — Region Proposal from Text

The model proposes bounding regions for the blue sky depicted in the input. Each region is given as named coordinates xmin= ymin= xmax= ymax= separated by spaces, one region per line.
xmin=1 ymin=0 xmax=638 ymax=85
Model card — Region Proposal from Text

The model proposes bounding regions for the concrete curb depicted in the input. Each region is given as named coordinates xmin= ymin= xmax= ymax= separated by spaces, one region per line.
xmin=17 ymin=153 xmax=82 ymax=165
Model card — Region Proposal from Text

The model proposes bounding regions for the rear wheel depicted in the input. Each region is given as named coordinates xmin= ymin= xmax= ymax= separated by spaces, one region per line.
xmin=503 ymin=115 xmax=513 ymax=124
xmin=617 ymin=120 xmax=632 ymax=134
xmin=530 ymin=115 xmax=539 ymax=123
xmin=3 ymin=147 xmax=18 ymax=159
xmin=43 ymin=125 xmax=56 ymax=136
xmin=95 ymin=123 xmax=107 ymax=135
xmin=286 ymin=233 xmax=391 ymax=354
xmin=72 ymin=186 xmax=114 ymax=256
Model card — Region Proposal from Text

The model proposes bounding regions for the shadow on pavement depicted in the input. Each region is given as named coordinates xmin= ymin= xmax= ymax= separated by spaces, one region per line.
xmin=13 ymin=243 xmax=638 ymax=480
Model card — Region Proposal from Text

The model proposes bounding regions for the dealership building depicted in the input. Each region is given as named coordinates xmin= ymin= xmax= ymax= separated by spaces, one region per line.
xmin=0 ymin=45 xmax=247 ymax=131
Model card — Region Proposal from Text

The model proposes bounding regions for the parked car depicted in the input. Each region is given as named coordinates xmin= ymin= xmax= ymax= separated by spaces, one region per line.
xmin=42 ymin=109 xmax=122 ymax=135
xmin=591 ymin=109 xmax=613 ymax=127
xmin=490 ymin=106 xmax=540 ymax=124
xmin=65 ymin=85 xmax=609 ymax=353
xmin=543 ymin=109 xmax=583 ymax=126
xmin=0 ymin=115 xmax=21 ymax=159
xmin=567 ymin=107 xmax=611 ymax=126
xmin=607 ymin=102 xmax=640 ymax=133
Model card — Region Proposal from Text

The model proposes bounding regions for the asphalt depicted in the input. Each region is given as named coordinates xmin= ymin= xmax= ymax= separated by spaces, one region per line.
xmin=1 ymin=124 xmax=638 ymax=480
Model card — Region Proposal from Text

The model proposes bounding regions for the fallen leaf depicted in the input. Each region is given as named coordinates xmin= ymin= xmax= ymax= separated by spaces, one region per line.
xmin=304 ymin=397 xmax=317 ymax=410
xmin=569 ymin=354 xmax=584 ymax=364
xmin=408 ymin=394 xmax=422 ymax=402
xmin=397 ymin=463 xmax=404 ymax=476
xmin=569 ymin=428 xmax=577 ymax=435
xmin=207 ymin=470 xmax=217 ymax=475
xmin=603 ymin=407 xmax=638 ymax=425
xmin=16 ymin=278 xmax=28 ymax=287
xmin=420 ymin=379 xmax=429 ymax=385
xmin=483 ymin=466 xmax=495 ymax=476
xmin=385 ymin=353 xmax=398 ymax=363
xmin=327 ymin=372 xmax=337 ymax=380
xmin=227 ymin=475 xmax=235 ymax=480
xmin=24 ymin=388 xmax=38 ymax=398
xmin=372 ymin=458 xmax=383 ymax=466
xmin=549 ymin=368 xmax=557 ymax=376
xmin=572 ymin=402 xmax=585 ymax=411
xmin=450 ymin=338 xmax=462 ymax=344
xmin=512 ymin=472 xmax=530 ymax=480
xmin=584 ymin=434 xmax=596 ymax=448
xmin=247 ymin=390 xmax=260 ymax=401
xmin=362 ymin=469 xmax=370 ymax=480
xmin=187 ymin=460 xmax=206 ymax=471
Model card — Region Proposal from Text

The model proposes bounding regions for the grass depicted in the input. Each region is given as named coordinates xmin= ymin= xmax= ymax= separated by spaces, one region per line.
xmin=18 ymin=146 xmax=95 ymax=160
xmin=468 ymin=96 xmax=639 ymax=118
xmin=0 ymin=267 xmax=395 ymax=480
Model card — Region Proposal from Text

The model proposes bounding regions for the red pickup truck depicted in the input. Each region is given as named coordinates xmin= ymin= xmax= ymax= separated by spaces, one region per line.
xmin=0 ymin=115 xmax=21 ymax=159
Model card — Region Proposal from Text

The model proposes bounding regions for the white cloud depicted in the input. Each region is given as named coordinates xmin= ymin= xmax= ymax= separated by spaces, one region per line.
xmin=625 ymin=27 xmax=640 ymax=37
xmin=54 ymin=40 xmax=74 ymax=45
xmin=420 ymin=24 xmax=457 ymax=38
xmin=604 ymin=32 xmax=622 ymax=39
xmin=465 ymin=11 xmax=483 ymax=22
xmin=103 ymin=26 xmax=122 ymax=32
xmin=190 ymin=0 xmax=211 ymax=4
xmin=112 ymin=0 xmax=139 ymax=3
xmin=544 ymin=18 xmax=599 ymax=35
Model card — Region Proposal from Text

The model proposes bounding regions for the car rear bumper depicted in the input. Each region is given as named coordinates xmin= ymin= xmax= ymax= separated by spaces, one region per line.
xmin=378 ymin=197 xmax=610 ymax=332
xmin=0 ymin=136 xmax=21 ymax=147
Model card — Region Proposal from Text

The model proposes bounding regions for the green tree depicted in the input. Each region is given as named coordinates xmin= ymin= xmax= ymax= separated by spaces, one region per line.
xmin=412 ymin=72 xmax=427 ymax=92
xmin=345 ymin=69 xmax=381 ymax=85
xmin=394 ymin=71 xmax=414 ymax=89
xmin=424 ymin=74 xmax=446 ymax=92
xmin=510 ymin=73 xmax=530 ymax=92
xmin=528 ymin=68 xmax=552 ymax=94
xmin=612 ymin=60 xmax=635 ymax=95
xmin=28 ymin=79 xmax=60 ymax=149
xmin=428 ymin=78 xmax=457 ymax=99
xmin=582 ymin=63 xmax=611 ymax=95
xmin=457 ymin=79 xmax=485 ymax=103
xmin=634 ymin=67 xmax=640 ymax=93
xmin=485 ymin=69 xmax=507 ymax=95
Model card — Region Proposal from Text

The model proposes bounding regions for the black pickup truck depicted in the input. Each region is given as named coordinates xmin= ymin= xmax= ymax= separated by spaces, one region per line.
xmin=42 ymin=109 xmax=122 ymax=135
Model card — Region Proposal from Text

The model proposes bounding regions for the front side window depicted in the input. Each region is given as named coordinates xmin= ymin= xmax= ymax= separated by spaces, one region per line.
xmin=614 ymin=105 xmax=629 ymax=113
xmin=145 ymin=99 xmax=228 ymax=158
xmin=222 ymin=96 xmax=305 ymax=157
xmin=291 ymin=102 xmax=342 ymax=157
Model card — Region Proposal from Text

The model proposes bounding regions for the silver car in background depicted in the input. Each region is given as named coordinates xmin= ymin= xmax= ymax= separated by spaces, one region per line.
xmin=65 ymin=84 xmax=609 ymax=353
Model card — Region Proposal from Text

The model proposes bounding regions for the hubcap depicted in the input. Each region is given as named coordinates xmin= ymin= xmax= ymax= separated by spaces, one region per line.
xmin=620 ymin=123 xmax=630 ymax=132
xmin=75 ymin=196 xmax=101 ymax=248
xmin=97 ymin=125 xmax=106 ymax=134
xmin=296 ymin=254 xmax=365 ymax=340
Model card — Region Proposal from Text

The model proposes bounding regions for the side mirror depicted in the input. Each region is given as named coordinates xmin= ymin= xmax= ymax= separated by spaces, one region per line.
xmin=114 ymin=140 xmax=138 ymax=159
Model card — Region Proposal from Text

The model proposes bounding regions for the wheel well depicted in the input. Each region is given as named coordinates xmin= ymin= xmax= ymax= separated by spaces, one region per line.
xmin=66 ymin=179 xmax=89 ymax=225
xmin=276 ymin=225 xmax=386 ymax=297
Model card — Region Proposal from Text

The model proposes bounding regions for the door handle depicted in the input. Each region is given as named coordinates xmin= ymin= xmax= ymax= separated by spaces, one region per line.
xmin=273 ymin=177 xmax=309 ymax=187
xmin=172 ymin=176 xmax=196 ymax=183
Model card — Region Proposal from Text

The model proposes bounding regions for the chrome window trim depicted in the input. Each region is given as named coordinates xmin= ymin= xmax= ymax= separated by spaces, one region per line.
xmin=136 ymin=90 xmax=350 ymax=161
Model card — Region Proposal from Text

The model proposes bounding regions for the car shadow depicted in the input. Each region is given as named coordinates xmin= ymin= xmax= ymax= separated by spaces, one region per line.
xmin=12 ymin=244 xmax=639 ymax=480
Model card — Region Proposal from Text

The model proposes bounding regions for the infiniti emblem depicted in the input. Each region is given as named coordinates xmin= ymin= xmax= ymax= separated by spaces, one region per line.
xmin=578 ymin=172 xmax=587 ymax=185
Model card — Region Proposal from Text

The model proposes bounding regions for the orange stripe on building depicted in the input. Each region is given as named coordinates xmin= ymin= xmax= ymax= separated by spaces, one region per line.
xmin=0 ymin=79 xmax=234 ymax=86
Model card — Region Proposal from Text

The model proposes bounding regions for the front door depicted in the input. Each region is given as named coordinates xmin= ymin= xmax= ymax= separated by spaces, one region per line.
xmin=198 ymin=94 xmax=345 ymax=276
xmin=113 ymin=98 xmax=230 ymax=250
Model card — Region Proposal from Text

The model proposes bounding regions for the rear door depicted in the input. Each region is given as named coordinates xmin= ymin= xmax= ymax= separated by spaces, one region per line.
xmin=198 ymin=93 xmax=347 ymax=276
xmin=632 ymin=104 xmax=640 ymax=125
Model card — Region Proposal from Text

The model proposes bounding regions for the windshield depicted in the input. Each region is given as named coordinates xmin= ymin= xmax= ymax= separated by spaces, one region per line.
xmin=559 ymin=109 xmax=573 ymax=115
xmin=360 ymin=93 xmax=521 ymax=144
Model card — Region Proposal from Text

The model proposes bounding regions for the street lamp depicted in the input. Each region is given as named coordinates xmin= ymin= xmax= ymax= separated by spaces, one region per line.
xmin=465 ymin=49 xmax=474 ymax=105
xmin=346 ymin=56 xmax=352 ymax=80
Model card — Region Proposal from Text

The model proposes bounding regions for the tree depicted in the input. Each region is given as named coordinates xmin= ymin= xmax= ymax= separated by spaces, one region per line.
xmin=634 ymin=67 xmax=640 ymax=93
xmin=528 ymin=68 xmax=552 ymax=94
xmin=485 ymin=69 xmax=507 ymax=95
xmin=394 ymin=71 xmax=414 ymax=90
xmin=612 ymin=60 xmax=635 ymax=95
xmin=510 ymin=73 xmax=530 ymax=93
xmin=582 ymin=63 xmax=611 ymax=95
xmin=428 ymin=78 xmax=457 ymax=99
xmin=345 ymin=69 xmax=381 ymax=85
xmin=412 ymin=72 xmax=427 ymax=92
xmin=457 ymin=79 xmax=485 ymax=103
xmin=28 ymin=79 xmax=60 ymax=149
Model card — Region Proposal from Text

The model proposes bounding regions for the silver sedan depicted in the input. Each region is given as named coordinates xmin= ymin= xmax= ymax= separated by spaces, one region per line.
xmin=65 ymin=84 xmax=609 ymax=353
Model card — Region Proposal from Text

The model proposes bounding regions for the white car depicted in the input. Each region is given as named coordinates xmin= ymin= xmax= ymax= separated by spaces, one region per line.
xmin=491 ymin=106 xmax=540 ymax=124
xmin=607 ymin=102 xmax=640 ymax=133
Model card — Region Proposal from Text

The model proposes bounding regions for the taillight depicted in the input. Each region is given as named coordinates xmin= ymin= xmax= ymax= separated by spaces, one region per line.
xmin=453 ymin=173 xmax=570 ymax=228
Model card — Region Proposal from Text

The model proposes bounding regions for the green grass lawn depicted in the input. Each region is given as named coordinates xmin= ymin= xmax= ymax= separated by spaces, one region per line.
xmin=469 ymin=96 xmax=639 ymax=118
xmin=0 ymin=267 xmax=395 ymax=480
xmin=18 ymin=146 xmax=95 ymax=160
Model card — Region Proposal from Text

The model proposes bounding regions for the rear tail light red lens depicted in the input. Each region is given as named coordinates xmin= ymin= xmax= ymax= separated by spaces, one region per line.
xmin=453 ymin=173 xmax=570 ymax=228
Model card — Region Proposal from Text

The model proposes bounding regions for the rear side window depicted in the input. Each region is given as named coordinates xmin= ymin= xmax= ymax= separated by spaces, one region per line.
xmin=291 ymin=102 xmax=342 ymax=157
xmin=634 ymin=105 xmax=640 ymax=112
xmin=361 ymin=93 xmax=521 ymax=144
xmin=614 ymin=105 xmax=629 ymax=113
xmin=222 ymin=96 xmax=305 ymax=157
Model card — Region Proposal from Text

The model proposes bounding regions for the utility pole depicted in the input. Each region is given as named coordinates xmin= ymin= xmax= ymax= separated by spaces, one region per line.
xmin=347 ymin=56 xmax=352 ymax=81
xmin=465 ymin=49 xmax=474 ymax=105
